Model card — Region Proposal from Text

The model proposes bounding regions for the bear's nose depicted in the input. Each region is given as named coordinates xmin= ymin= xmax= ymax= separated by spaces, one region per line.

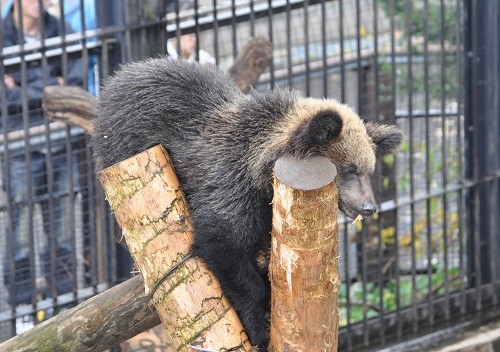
xmin=361 ymin=203 xmax=377 ymax=216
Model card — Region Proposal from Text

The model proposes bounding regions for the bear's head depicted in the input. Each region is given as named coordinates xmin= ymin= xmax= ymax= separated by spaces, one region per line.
xmin=281 ymin=98 xmax=403 ymax=219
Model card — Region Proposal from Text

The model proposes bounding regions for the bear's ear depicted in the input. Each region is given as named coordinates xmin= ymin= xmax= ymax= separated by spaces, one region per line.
xmin=289 ymin=109 xmax=343 ymax=157
xmin=365 ymin=121 xmax=404 ymax=157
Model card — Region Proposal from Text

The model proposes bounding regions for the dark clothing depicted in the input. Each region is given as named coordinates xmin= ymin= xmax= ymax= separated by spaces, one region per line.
xmin=1 ymin=7 xmax=83 ymax=131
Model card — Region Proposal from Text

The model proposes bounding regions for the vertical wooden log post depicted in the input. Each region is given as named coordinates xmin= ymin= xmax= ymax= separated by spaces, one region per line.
xmin=98 ymin=145 xmax=252 ymax=351
xmin=270 ymin=156 xmax=340 ymax=352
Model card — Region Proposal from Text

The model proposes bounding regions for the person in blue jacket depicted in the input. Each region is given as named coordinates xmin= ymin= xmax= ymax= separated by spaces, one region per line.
xmin=63 ymin=0 xmax=98 ymax=95
xmin=1 ymin=0 xmax=84 ymax=308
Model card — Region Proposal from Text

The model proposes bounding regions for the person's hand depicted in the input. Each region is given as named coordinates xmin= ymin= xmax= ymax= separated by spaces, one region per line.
xmin=4 ymin=75 xmax=16 ymax=89
xmin=57 ymin=77 xmax=64 ymax=86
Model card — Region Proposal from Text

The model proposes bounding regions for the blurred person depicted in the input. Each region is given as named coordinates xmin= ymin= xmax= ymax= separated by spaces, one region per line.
xmin=167 ymin=33 xmax=216 ymax=65
xmin=2 ymin=0 xmax=83 ymax=107
xmin=64 ymin=0 xmax=98 ymax=95
xmin=166 ymin=0 xmax=215 ymax=65
xmin=64 ymin=0 xmax=96 ymax=31
xmin=1 ymin=0 xmax=84 ymax=307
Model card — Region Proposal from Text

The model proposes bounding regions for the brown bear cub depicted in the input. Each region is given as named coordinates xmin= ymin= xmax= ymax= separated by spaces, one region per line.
xmin=91 ymin=58 xmax=403 ymax=349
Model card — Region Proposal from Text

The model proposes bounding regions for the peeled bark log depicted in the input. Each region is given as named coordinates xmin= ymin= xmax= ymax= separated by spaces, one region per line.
xmin=228 ymin=37 xmax=273 ymax=93
xmin=270 ymin=155 xmax=340 ymax=352
xmin=0 ymin=275 xmax=160 ymax=352
xmin=98 ymin=145 xmax=252 ymax=351
xmin=42 ymin=85 xmax=97 ymax=134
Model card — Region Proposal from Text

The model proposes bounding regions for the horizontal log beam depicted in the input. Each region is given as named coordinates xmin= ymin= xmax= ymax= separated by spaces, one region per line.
xmin=0 ymin=275 xmax=160 ymax=352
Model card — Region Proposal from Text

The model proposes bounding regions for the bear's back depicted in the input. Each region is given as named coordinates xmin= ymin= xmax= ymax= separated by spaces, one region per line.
xmin=92 ymin=59 xmax=241 ymax=171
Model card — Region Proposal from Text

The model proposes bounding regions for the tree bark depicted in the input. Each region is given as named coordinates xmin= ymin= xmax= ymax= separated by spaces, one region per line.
xmin=42 ymin=85 xmax=97 ymax=134
xmin=98 ymin=145 xmax=252 ymax=351
xmin=0 ymin=275 xmax=160 ymax=352
xmin=228 ymin=37 xmax=273 ymax=93
xmin=269 ymin=156 xmax=340 ymax=352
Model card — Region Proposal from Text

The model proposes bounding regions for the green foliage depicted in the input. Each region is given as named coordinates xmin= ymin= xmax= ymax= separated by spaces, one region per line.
xmin=385 ymin=56 xmax=458 ymax=101
xmin=339 ymin=266 xmax=463 ymax=326
xmin=379 ymin=0 xmax=458 ymax=44
xmin=378 ymin=1 xmax=461 ymax=105
xmin=383 ymin=154 xmax=395 ymax=167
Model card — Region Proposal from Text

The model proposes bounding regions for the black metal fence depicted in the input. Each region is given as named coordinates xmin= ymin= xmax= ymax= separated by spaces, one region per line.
xmin=0 ymin=0 xmax=498 ymax=350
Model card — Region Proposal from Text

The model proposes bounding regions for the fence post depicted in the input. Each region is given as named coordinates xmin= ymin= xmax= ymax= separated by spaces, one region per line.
xmin=464 ymin=0 xmax=500 ymax=284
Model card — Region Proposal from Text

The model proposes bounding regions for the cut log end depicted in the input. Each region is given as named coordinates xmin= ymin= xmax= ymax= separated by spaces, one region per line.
xmin=274 ymin=155 xmax=337 ymax=191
